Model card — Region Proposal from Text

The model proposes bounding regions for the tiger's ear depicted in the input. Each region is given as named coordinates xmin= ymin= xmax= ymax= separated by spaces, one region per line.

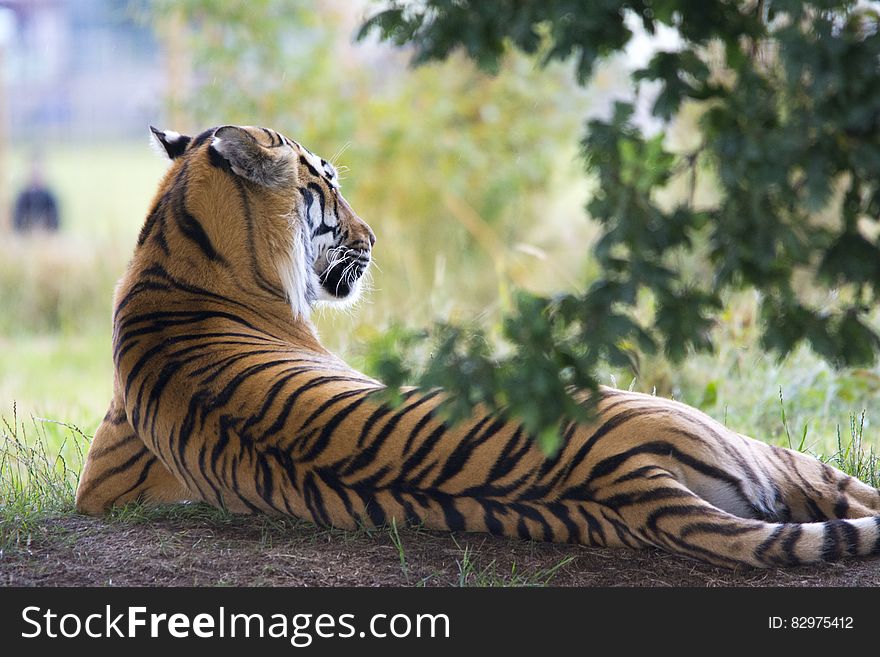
xmin=149 ymin=126 xmax=191 ymax=160
xmin=209 ymin=125 xmax=293 ymax=188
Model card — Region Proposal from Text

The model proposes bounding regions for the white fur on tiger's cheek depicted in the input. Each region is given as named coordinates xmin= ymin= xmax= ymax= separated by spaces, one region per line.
xmin=278 ymin=227 xmax=317 ymax=320
xmin=306 ymin=193 xmax=322 ymax=228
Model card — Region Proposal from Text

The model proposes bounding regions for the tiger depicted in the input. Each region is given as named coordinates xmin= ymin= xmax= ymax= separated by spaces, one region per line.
xmin=74 ymin=124 xmax=880 ymax=569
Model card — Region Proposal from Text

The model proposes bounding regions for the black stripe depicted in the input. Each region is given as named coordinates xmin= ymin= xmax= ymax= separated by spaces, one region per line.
xmin=436 ymin=494 xmax=465 ymax=531
xmin=115 ymin=263 xmax=264 ymax=321
xmin=555 ymin=407 xmax=648 ymax=489
xmin=299 ymin=155 xmax=320 ymax=177
xmin=230 ymin=176 xmax=286 ymax=299
xmin=190 ymin=127 xmax=218 ymax=149
xmin=459 ymin=470 xmax=535 ymax=500
xmin=572 ymin=441 xmax=752 ymax=508
xmin=485 ymin=428 xmax=528 ymax=483
xmin=343 ymin=393 xmax=443 ymax=477
xmin=365 ymin=497 xmax=387 ymax=527
xmin=238 ymin=364 xmax=328 ymax=431
xmin=144 ymin=359 xmax=187 ymax=439
xmin=432 ymin=417 xmax=501 ymax=488
xmin=805 ymin=498 xmax=827 ymax=521
xmin=260 ymin=127 xmax=279 ymax=146
xmin=547 ymin=502 xmax=580 ymax=543
xmin=578 ymin=505 xmax=607 ymax=546
xmin=535 ymin=421 xmax=574 ymax=479
xmin=193 ymin=351 xmax=306 ymax=385
xmin=137 ymin=192 xmax=168 ymax=247
xmin=114 ymin=458 xmax=157 ymax=502
xmin=256 ymin=456 xmax=287 ymax=513
xmin=307 ymin=182 xmax=326 ymax=217
xmin=196 ymin=441 xmax=225 ymax=507
xmin=314 ymin=465 xmax=356 ymax=519
xmin=754 ymin=524 xmax=785 ymax=562
xmin=229 ymin=462 xmax=264 ymax=514
xmin=96 ymin=442 xmax=149 ymax=483
xmin=482 ymin=500 xmax=505 ymax=535
xmin=212 ymin=360 xmax=292 ymax=408
xmin=355 ymin=404 xmax=395 ymax=449
xmin=303 ymin=472 xmax=332 ymax=526
xmin=298 ymin=388 xmax=374 ymax=429
xmin=87 ymin=432 xmax=140 ymax=460
xmin=645 ymin=503 xmax=724 ymax=533
xmin=599 ymin=486 xmax=696 ymax=510
xmin=400 ymin=425 xmax=447 ymax=480
xmin=298 ymin=396 xmax=374 ymax=463
xmin=210 ymin=415 xmax=238 ymax=488
xmin=389 ymin=491 xmax=420 ymax=526
xmin=780 ymin=524 xmax=803 ymax=565
xmin=263 ymin=375 xmax=368 ymax=437
xmin=821 ymin=520 xmax=842 ymax=561
xmin=176 ymin=205 xmax=225 ymax=263
xmin=612 ymin=465 xmax=674 ymax=484
xmin=171 ymin=392 xmax=213 ymax=496
xmin=299 ymin=187 xmax=314 ymax=224
xmin=509 ymin=502 xmax=554 ymax=542
xmin=600 ymin=509 xmax=641 ymax=549
xmin=402 ymin=404 xmax=439 ymax=456
xmin=650 ymin=528 xmax=745 ymax=568
xmin=840 ymin=520 xmax=860 ymax=556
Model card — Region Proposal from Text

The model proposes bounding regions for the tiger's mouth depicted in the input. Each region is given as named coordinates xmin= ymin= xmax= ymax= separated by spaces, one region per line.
xmin=316 ymin=246 xmax=370 ymax=299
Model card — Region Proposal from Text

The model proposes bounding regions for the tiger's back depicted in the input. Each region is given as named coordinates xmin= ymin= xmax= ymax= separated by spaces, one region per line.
xmin=76 ymin=125 xmax=880 ymax=569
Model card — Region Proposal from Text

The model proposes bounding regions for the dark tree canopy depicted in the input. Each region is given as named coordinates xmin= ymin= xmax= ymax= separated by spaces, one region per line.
xmin=360 ymin=0 xmax=880 ymax=449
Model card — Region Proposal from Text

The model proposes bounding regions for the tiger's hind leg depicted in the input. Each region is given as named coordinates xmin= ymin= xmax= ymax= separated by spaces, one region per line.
xmin=75 ymin=398 xmax=192 ymax=515
xmin=596 ymin=463 xmax=880 ymax=567
xmin=759 ymin=441 xmax=880 ymax=521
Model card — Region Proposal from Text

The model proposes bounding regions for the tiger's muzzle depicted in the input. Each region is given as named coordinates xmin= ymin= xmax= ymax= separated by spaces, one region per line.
xmin=317 ymin=245 xmax=371 ymax=299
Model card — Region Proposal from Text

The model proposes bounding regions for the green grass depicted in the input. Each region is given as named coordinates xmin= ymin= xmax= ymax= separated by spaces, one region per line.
xmin=829 ymin=411 xmax=879 ymax=488
xmin=449 ymin=536 xmax=575 ymax=587
xmin=0 ymin=413 xmax=87 ymax=551
xmin=388 ymin=518 xmax=410 ymax=580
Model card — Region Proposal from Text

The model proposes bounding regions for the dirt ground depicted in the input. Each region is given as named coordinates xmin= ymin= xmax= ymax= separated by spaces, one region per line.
xmin=2 ymin=513 xmax=880 ymax=587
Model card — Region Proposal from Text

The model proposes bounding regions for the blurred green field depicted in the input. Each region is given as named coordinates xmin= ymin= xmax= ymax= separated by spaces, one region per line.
xmin=1 ymin=143 xmax=163 ymax=432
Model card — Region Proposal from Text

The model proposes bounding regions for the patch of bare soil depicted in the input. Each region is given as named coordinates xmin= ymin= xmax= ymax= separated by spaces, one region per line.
xmin=2 ymin=514 xmax=879 ymax=587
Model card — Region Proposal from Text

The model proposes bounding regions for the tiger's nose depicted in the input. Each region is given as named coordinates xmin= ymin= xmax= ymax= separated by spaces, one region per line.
xmin=366 ymin=225 xmax=376 ymax=247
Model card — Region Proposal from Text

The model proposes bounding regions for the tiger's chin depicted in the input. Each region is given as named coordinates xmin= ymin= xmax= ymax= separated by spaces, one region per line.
xmin=315 ymin=272 xmax=367 ymax=310
xmin=314 ymin=251 xmax=370 ymax=309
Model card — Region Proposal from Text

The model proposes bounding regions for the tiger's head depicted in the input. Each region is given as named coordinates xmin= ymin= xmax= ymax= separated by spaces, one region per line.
xmin=146 ymin=124 xmax=375 ymax=319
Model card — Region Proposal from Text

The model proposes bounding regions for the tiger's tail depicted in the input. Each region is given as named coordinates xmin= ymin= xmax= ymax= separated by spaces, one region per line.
xmin=618 ymin=477 xmax=880 ymax=568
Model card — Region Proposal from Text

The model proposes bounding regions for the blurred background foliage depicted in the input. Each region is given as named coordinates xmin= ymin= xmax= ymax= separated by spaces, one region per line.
xmin=0 ymin=0 xmax=878 ymax=463
xmin=360 ymin=0 xmax=880 ymax=446
xmin=150 ymin=0 xmax=596 ymax=326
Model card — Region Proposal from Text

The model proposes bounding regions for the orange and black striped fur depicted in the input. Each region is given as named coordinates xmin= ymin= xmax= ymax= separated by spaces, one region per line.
xmin=75 ymin=125 xmax=880 ymax=569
